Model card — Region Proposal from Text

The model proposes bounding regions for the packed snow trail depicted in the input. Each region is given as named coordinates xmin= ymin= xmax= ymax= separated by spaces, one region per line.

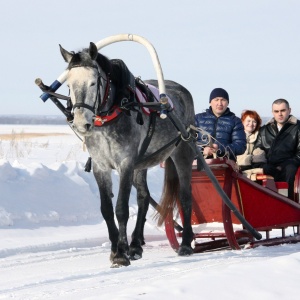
xmin=1 ymin=225 xmax=300 ymax=300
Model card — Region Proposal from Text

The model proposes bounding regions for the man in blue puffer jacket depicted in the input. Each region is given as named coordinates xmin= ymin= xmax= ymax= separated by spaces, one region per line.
xmin=195 ymin=88 xmax=246 ymax=160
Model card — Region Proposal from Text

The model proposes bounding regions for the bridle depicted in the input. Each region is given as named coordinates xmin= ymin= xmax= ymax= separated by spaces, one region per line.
xmin=70 ymin=63 xmax=111 ymax=117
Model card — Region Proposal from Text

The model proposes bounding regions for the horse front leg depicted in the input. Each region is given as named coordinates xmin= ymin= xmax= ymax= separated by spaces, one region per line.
xmin=111 ymin=167 xmax=134 ymax=267
xmin=93 ymin=169 xmax=119 ymax=262
xmin=129 ymin=169 xmax=150 ymax=260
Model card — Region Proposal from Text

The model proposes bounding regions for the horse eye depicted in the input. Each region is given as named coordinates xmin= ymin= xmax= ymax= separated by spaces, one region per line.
xmin=90 ymin=82 xmax=96 ymax=87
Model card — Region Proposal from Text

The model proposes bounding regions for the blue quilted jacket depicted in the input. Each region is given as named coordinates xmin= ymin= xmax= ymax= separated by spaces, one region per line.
xmin=195 ymin=107 xmax=246 ymax=159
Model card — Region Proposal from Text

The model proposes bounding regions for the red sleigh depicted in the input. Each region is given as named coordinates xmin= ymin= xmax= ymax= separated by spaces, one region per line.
xmin=164 ymin=158 xmax=300 ymax=252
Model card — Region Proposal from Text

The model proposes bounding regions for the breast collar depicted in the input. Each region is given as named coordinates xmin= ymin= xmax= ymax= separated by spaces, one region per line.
xmin=94 ymin=106 xmax=123 ymax=126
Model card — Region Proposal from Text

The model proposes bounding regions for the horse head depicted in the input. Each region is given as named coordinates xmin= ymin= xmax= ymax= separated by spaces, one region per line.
xmin=60 ymin=42 xmax=108 ymax=136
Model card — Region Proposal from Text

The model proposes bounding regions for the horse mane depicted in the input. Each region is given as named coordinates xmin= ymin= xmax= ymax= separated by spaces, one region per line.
xmin=68 ymin=48 xmax=134 ymax=105
xmin=108 ymin=58 xmax=134 ymax=103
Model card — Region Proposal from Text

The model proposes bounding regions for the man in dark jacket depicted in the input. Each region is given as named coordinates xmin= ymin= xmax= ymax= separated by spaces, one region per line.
xmin=253 ymin=98 xmax=300 ymax=200
xmin=195 ymin=88 xmax=246 ymax=160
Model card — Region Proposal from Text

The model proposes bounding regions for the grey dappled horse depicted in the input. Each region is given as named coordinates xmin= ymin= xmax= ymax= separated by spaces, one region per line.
xmin=60 ymin=42 xmax=195 ymax=267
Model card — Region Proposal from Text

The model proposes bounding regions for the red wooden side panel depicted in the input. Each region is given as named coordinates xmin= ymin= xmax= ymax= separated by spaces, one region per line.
xmin=236 ymin=174 xmax=300 ymax=230
xmin=187 ymin=159 xmax=300 ymax=230
xmin=190 ymin=167 xmax=241 ymax=225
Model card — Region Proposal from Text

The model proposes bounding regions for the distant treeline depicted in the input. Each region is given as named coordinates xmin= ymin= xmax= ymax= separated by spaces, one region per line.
xmin=0 ymin=115 xmax=271 ymax=125
xmin=0 ymin=115 xmax=67 ymax=125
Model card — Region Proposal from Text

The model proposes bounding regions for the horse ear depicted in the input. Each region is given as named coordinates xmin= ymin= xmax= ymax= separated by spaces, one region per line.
xmin=89 ymin=42 xmax=98 ymax=60
xmin=59 ymin=44 xmax=73 ymax=63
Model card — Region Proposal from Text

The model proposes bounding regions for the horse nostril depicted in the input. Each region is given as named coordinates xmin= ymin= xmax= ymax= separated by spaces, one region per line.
xmin=85 ymin=124 xmax=92 ymax=131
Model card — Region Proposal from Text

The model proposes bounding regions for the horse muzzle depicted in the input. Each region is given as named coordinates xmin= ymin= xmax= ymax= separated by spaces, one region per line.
xmin=72 ymin=122 xmax=94 ymax=136
xmin=71 ymin=110 xmax=95 ymax=136
xmin=72 ymin=115 xmax=94 ymax=136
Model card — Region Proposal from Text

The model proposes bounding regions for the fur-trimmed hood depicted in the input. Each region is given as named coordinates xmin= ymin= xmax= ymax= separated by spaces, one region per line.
xmin=266 ymin=115 xmax=298 ymax=125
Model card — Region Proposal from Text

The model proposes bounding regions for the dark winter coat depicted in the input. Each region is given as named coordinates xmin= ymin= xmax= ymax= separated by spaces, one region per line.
xmin=253 ymin=115 xmax=300 ymax=166
xmin=195 ymin=107 xmax=246 ymax=159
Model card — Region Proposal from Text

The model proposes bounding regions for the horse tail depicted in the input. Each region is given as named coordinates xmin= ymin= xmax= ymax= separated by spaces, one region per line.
xmin=157 ymin=157 xmax=180 ymax=226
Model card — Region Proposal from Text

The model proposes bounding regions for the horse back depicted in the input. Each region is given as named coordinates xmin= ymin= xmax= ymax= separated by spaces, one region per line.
xmin=144 ymin=79 xmax=195 ymax=125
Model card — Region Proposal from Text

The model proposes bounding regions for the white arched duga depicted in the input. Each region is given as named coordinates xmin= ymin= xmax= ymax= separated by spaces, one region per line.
xmin=40 ymin=34 xmax=167 ymax=104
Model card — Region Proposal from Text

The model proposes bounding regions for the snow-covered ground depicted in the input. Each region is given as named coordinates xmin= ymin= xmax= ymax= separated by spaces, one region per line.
xmin=0 ymin=124 xmax=299 ymax=300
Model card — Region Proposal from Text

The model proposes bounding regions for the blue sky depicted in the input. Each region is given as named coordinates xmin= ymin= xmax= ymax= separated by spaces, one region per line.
xmin=1 ymin=0 xmax=299 ymax=117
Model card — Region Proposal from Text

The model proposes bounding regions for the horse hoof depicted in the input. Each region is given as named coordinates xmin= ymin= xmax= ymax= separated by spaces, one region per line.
xmin=110 ymin=253 xmax=131 ymax=268
xmin=129 ymin=253 xmax=142 ymax=260
xmin=128 ymin=246 xmax=143 ymax=260
xmin=110 ymin=251 xmax=117 ymax=263
xmin=178 ymin=245 xmax=193 ymax=256
xmin=111 ymin=262 xmax=128 ymax=268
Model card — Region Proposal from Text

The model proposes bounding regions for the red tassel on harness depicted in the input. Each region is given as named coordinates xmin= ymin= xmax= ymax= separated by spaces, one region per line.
xmin=94 ymin=107 xmax=122 ymax=127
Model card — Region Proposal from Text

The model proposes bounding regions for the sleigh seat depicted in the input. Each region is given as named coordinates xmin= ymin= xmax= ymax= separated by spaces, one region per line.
xmin=245 ymin=168 xmax=300 ymax=202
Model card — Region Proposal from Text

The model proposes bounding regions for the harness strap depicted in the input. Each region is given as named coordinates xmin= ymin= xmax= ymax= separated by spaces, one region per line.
xmin=73 ymin=102 xmax=95 ymax=112
xmin=96 ymin=75 xmax=111 ymax=115
xmin=136 ymin=112 xmax=157 ymax=162
xmin=135 ymin=135 xmax=182 ymax=167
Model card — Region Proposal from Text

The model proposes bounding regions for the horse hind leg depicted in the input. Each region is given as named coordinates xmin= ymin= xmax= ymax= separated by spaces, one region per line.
xmin=129 ymin=169 xmax=150 ymax=260
xmin=176 ymin=182 xmax=194 ymax=256
xmin=159 ymin=155 xmax=194 ymax=256
xmin=172 ymin=146 xmax=194 ymax=256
